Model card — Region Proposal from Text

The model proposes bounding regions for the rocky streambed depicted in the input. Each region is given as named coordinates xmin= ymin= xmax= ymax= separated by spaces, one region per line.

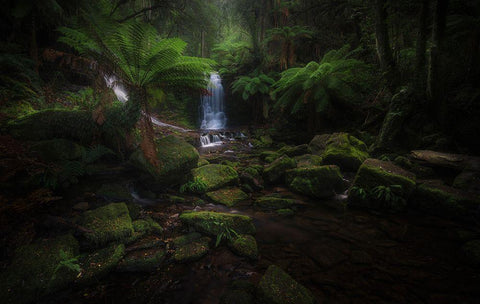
xmin=1 ymin=132 xmax=480 ymax=304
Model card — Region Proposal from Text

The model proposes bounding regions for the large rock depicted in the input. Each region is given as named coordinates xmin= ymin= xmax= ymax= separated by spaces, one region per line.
xmin=0 ymin=234 xmax=80 ymax=304
xmin=79 ymin=203 xmax=134 ymax=247
xmin=29 ymin=138 xmax=86 ymax=161
xmin=179 ymin=211 xmax=256 ymax=235
xmin=263 ymin=156 xmax=296 ymax=184
xmin=191 ymin=164 xmax=239 ymax=192
xmin=228 ymin=234 xmax=258 ymax=260
xmin=310 ymin=133 xmax=369 ymax=172
xmin=349 ymin=159 xmax=416 ymax=212
xmin=255 ymin=195 xmax=295 ymax=210
xmin=258 ymin=265 xmax=315 ymax=304
xmin=412 ymin=180 xmax=480 ymax=220
xmin=294 ymin=154 xmax=323 ymax=168
xmin=117 ymin=247 xmax=165 ymax=272
xmin=77 ymin=244 xmax=125 ymax=284
xmin=130 ymin=135 xmax=199 ymax=185
xmin=286 ymin=165 xmax=346 ymax=199
xmin=173 ymin=233 xmax=211 ymax=263
xmin=206 ymin=187 xmax=249 ymax=207
xmin=276 ymin=144 xmax=311 ymax=157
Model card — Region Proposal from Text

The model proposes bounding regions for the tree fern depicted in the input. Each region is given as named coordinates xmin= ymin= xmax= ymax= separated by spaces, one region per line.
xmin=272 ymin=45 xmax=371 ymax=115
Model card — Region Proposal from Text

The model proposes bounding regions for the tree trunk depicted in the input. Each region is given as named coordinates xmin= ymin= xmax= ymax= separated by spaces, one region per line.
xmin=414 ymin=0 xmax=430 ymax=96
xmin=374 ymin=0 xmax=394 ymax=72
xmin=427 ymin=0 xmax=449 ymax=123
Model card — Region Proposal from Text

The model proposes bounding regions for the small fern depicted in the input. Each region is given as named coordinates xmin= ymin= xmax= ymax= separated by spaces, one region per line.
xmin=51 ymin=249 xmax=81 ymax=281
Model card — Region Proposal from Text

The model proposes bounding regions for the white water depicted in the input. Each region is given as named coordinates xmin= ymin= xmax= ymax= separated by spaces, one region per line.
xmin=200 ymin=73 xmax=227 ymax=130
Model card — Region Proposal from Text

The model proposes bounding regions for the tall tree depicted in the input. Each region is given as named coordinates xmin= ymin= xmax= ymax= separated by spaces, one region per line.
xmin=373 ymin=0 xmax=395 ymax=86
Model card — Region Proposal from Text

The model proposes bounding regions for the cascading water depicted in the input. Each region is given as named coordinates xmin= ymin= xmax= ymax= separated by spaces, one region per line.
xmin=200 ymin=73 xmax=227 ymax=130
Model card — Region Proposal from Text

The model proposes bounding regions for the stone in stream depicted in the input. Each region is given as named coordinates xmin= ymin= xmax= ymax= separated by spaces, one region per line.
xmin=117 ymin=247 xmax=166 ymax=272
xmin=191 ymin=164 xmax=239 ymax=192
xmin=258 ymin=265 xmax=315 ymax=304
xmin=228 ymin=234 xmax=258 ymax=260
xmin=173 ymin=233 xmax=211 ymax=263
xmin=206 ymin=187 xmax=249 ymax=207
xmin=285 ymin=165 xmax=346 ymax=199
xmin=411 ymin=180 xmax=480 ymax=221
xmin=128 ymin=217 xmax=164 ymax=243
xmin=349 ymin=159 xmax=416 ymax=212
xmin=79 ymin=202 xmax=134 ymax=247
xmin=0 ymin=234 xmax=80 ymax=304
xmin=294 ymin=154 xmax=323 ymax=168
xmin=309 ymin=132 xmax=369 ymax=172
xmin=129 ymin=135 xmax=199 ymax=185
xmin=276 ymin=144 xmax=311 ymax=157
xmin=76 ymin=243 xmax=125 ymax=284
xmin=255 ymin=195 xmax=295 ymax=210
xmin=179 ymin=211 xmax=256 ymax=235
xmin=263 ymin=155 xmax=297 ymax=184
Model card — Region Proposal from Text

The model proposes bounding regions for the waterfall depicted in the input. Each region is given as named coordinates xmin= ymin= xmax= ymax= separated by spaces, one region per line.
xmin=200 ymin=73 xmax=227 ymax=130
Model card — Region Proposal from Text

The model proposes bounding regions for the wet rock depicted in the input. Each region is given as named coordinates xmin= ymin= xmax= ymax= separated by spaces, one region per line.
xmin=286 ymin=165 xmax=346 ymax=199
xmin=173 ymin=233 xmax=210 ymax=263
xmin=179 ymin=211 xmax=256 ymax=235
xmin=130 ymin=135 xmax=199 ymax=185
xmin=29 ymin=138 xmax=86 ymax=161
xmin=117 ymin=247 xmax=166 ymax=272
xmin=0 ymin=234 xmax=79 ymax=304
xmin=276 ymin=144 xmax=311 ymax=157
xmin=77 ymin=244 xmax=125 ymax=284
xmin=462 ymin=240 xmax=480 ymax=266
xmin=206 ymin=187 xmax=249 ymax=207
xmin=349 ymin=159 xmax=416 ymax=212
xmin=255 ymin=195 xmax=295 ymax=210
xmin=80 ymin=203 xmax=134 ymax=247
xmin=263 ymin=156 xmax=296 ymax=184
xmin=192 ymin=164 xmax=239 ymax=192
xmin=294 ymin=154 xmax=323 ymax=168
xmin=258 ymin=265 xmax=315 ymax=304
xmin=228 ymin=234 xmax=258 ymax=260
xmin=412 ymin=180 xmax=480 ymax=220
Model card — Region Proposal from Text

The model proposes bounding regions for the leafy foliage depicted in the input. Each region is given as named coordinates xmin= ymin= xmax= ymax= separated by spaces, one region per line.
xmin=272 ymin=45 xmax=371 ymax=115
xmin=51 ymin=249 xmax=81 ymax=281
xmin=232 ymin=72 xmax=275 ymax=101
xmin=203 ymin=216 xmax=239 ymax=247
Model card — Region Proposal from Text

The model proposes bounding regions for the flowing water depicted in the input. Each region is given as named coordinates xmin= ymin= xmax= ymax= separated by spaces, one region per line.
xmin=200 ymin=73 xmax=227 ymax=130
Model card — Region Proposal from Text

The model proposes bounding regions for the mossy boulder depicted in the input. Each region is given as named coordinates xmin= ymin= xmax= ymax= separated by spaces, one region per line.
xmin=117 ymin=247 xmax=166 ymax=272
xmin=198 ymin=157 xmax=210 ymax=167
xmin=96 ymin=183 xmax=132 ymax=201
xmin=411 ymin=180 xmax=480 ymax=220
xmin=240 ymin=166 xmax=264 ymax=191
xmin=173 ymin=233 xmax=211 ymax=263
xmin=286 ymin=165 xmax=346 ymax=199
xmin=0 ymin=234 xmax=79 ymax=304
xmin=258 ymin=265 xmax=315 ymax=304
xmin=179 ymin=211 xmax=256 ymax=235
xmin=276 ymin=209 xmax=295 ymax=217
xmin=132 ymin=218 xmax=163 ymax=235
xmin=76 ymin=244 xmax=125 ymax=285
xmin=255 ymin=195 xmax=295 ymax=210
xmin=7 ymin=109 xmax=98 ymax=144
xmin=228 ymin=235 xmax=258 ymax=260
xmin=260 ymin=151 xmax=281 ymax=163
xmin=206 ymin=187 xmax=249 ymax=207
xmin=462 ymin=240 xmax=480 ymax=267
xmin=191 ymin=164 xmax=239 ymax=192
xmin=130 ymin=135 xmax=199 ymax=185
xmin=294 ymin=154 xmax=323 ymax=168
xmin=276 ymin=144 xmax=311 ymax=157
xmin=349 ymin=159 xmax=416 ymax=212
xmin=80 ymin=203 xmax=134 ymax=247
xmin=263 ymin=156 xmax=297 ymax=184
xmin=29 ymin=139 xmax=86 ymax=161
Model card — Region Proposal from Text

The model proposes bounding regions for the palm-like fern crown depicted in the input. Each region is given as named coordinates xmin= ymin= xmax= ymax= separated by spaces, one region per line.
xmin=265 ymin=25 xmax=314 ymax=43
xmin=58 ymin=11 xmax=214 ymax=91
xmin=272 ymin=45 xmax=371 ymax=114
xmin=232 ymin=72 xmax=275 ymax=100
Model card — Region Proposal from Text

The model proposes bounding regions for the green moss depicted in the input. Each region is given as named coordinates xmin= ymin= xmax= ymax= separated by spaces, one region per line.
xmin=276 ymin=144 xmax=311 ymax=157
xmin=97 ymin=183 xmax=132 ymax=201
xmin=198 ymin=157 xmax=210 ymax=167
xmin=117 ymin=247 xmax=166 ymax=272
xmin=179 ymin=211 xmax=256 ymax=235
xmin=321 ymin=133 xmax=369 ymax=172
xmin=263 ymin=156 xmax=297 ymax=184
xmin=260 ymin=151 xmax=281 ymax=163
xmin=258 ymin=265 xmax=315 ymax=304
xmin=206 ymin=187 xmax=249 ymax=207
xmin=349 ymin=159 xmax=416 ymax=211
xmin=286 ymin=165 xmax=345 ymax=199
xmin=276 ymin=209 xmax=295 ymax=217
xmin=80 ymin=203 xmax=134 ymax=247
xmin=191 ymin=164 xmax=239 ymax=192
xmin=412 ymin=181 xmax=480 ymax=220
xmin=173 ymin=232 xmax=203 ymax=247
xmin=294 ymin=154 xmax=323 ymax=168
xmin=228 ymin=235 xmax=258 ymax=260
xmin=393 ymin=156 xmax=413 ymax=169
xmin=0 ymin=234 xmax=79 ymax=304
xmin=129 ymin=135 xmax=199 ymax=185
xmin=173 ymin=236 xmax=210 ymax=263
xmin=462 ymin=240 xmax=480 ymax=266
xmin=76 ymin=244 xmax=125 ymax=285
xmin=255 ymin=196 xmax=295 ymax=210
xmin=29 ymin=139 xmax=86 ymax=162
